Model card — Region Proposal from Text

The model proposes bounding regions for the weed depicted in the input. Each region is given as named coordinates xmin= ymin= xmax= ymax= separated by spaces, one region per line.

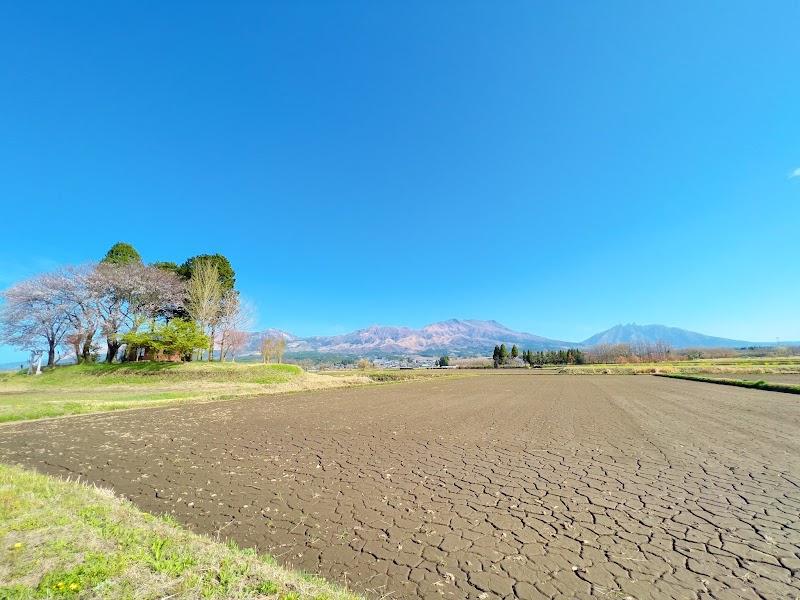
xmin=150 ymin=536 xmax=169 ymax=561
xmin=256 ymin=580 xmax=280 ymax=594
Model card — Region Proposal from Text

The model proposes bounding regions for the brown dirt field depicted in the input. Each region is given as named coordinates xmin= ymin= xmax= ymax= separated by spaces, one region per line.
xmin=1 ymin=375 xmax=799 ymax=599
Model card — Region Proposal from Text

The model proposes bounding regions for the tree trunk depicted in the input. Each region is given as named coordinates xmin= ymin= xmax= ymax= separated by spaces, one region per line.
xmin=106 ymin=338 xmax=121 ymax=363
xmin=47 ymin=341 xmax=56 ymax=367
xmin=81 ymin=340 xmax=92 ymax=362
xmin=208 ymin=326 xmax=215 ymax=361
xmin=81 ymin=330 xmax=96 ymax=363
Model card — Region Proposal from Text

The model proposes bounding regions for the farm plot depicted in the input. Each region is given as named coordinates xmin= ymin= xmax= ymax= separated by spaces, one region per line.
xmin=1 ymin=375 xmax=798 ymax=599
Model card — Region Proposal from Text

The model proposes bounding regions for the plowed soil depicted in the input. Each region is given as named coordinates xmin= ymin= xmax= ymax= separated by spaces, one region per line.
xmin=1 ymin=375 xmax=798 ymax=599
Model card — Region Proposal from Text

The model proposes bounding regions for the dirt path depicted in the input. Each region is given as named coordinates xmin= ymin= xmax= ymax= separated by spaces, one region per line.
xmin=1 ymin=375 xmax=798 ymax=599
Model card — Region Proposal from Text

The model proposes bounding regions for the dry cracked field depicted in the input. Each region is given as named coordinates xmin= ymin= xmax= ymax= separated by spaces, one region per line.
xmin=1 ymin=374 xmax=799 ymax=599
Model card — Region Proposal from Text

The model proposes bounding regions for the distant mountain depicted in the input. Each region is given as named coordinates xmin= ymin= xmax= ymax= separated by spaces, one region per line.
xmin=581 ymin=323 xmax=773 ymax=349
xmin=245 ymin=319 xmax=574 ymax=356
xmin=304 ymin=319 xmax=574 ymax=354
xmin=242 ymin=320 xmax=795 ymax=357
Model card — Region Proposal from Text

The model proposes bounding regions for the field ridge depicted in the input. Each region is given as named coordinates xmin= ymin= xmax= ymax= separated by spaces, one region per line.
xmin=654 ymin=372 xmax=800 ymax=394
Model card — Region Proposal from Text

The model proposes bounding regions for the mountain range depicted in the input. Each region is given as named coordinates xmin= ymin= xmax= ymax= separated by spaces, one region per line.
xmin=243 ymin=319 xmax=793 ymax=357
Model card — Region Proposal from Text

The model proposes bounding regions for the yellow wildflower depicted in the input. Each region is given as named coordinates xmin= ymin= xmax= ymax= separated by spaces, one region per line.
xmin=12 ymin=542 xmax=22 ymax=549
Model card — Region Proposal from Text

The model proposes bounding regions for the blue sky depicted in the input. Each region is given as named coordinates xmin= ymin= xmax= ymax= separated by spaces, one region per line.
xmin=1 ymin=2 xmax=799 ymax=362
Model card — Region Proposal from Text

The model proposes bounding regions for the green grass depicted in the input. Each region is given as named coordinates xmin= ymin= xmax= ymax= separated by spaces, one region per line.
xmin=0 ymin=392 xmax=201 ymax=424
xmin=6 ymin=361 xmax=303 ymax=387
xmin=0 ymin=462 xmax=362 ymax=599
xmin=654 ymin=372 xmax=800 ymax=394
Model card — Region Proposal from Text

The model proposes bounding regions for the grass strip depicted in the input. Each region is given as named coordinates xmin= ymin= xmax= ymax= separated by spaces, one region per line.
xmin=654 ymin=373 xmax=800 ymax=395
xmin=0 ymin=462 xmax=361 ymax=600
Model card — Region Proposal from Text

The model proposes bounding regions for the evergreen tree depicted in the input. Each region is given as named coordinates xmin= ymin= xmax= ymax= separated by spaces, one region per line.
xmin=179 ymin=254 xmax=236 ymax=291
xmin=102 ymin=242 xmax=142 ymax=265
xmin=511 ymin=344 xmax=519 ymax=359
xmin=153 ymin=261 xmax=181 ymax=275
xmin=499 ymin=344 xmax=508 ymax=365
xmin=492 ymin=345 xmax=500 ymax=368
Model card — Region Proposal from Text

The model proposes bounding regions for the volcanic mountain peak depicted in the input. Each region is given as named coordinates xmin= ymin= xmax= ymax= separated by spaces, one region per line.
xmin=581 ymin=323 xmax=751 ymax=348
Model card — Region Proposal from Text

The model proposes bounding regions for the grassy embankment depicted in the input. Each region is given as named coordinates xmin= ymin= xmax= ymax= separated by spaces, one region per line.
xmin=654 ymin=372 xmax=800 ymax=394
xmin=0 ymin=463 xmax=361 ymax=600
xmin=0 ymin=362 xmax=463 ymax=424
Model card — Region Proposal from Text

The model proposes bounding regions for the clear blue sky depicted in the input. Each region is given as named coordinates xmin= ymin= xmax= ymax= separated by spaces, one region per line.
xmin=1 ymin=1 xmax=799 ymax=362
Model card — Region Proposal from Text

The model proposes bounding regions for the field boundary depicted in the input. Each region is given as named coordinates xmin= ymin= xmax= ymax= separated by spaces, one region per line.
xmin=0 ymin=363 xmax=472 ymax=425
xmin=654 ymin=373 xmax=800 ymax=395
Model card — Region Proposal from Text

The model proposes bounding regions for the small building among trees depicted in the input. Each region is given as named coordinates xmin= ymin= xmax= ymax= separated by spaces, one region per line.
xmin=120 ymin=320 xmax=209 ymax=363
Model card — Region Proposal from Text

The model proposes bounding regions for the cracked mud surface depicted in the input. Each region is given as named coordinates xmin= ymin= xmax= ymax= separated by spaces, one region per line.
xmin=1 ymin=374 xmax=799 ymax=599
